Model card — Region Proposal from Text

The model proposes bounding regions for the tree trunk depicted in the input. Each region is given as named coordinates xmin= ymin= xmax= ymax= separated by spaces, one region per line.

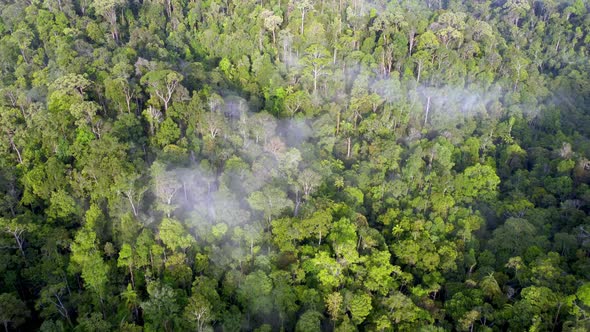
xmin=336 ymin=109 xmax=341 ymax=135
xmin=14 ymin=234 xmax=25 ymax=260
xmin=165 ymin=0 xmax=172 ymax=17
xmin=417 ymin=62 xmax=422 ymax=84
xmin=127 ymin=193 xmax=138 ymax=217
xmin=19 ymin=48 xmax=29 ymax=64
xmin=294 ymin=191 xmax=301 ymax=216
xmin=313 ymin=69 xmax=319 ymax=94
xmin=124 ymin=90 xmax=133 ymax=113
xmin=424 ymin=96 xmax=431 ymax=126
xmin=301 ymin=10 xmax=305 ymax=35
xmin=333 ymin=47 xmax=337 ymax=65
xmin=129 ymin=265 xmax=135 ymax=289
xmin=8 ymin=136 xmax=23 ymax=164
xmin=346 ymin=137 xmax=352 ymax=158
xmin=552 ymin=302 xmax=563 ymax=332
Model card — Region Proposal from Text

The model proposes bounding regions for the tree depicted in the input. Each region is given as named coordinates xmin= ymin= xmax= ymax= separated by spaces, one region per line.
xmin=298 ymin=169 xmax=321 ymax=197
xmin=417 ymin=30 xmax=440 ymax=51
xmin=295 ymin=0 xmax=314 ymax=35
xmin=503 ymin=0 xmax=531 ymax=26
xmin=247 ymin=186 xmax=293 ymax=225
xmin=50 ymin=74 xmax=92 ymax=98
xmin=1 ymin=1 xmax=590 ymax=331
xmin=346 ymin=292 xmax=372 ymax=325
xmin=453 ymin=164 xmax=500 ymax=203
xmin=143 ymin=106 xmax=163 ymax=137
xmin=299 ymin=209 xmax=332 ymax=245
xmin=380 ymin=292 xmax=432 ymax=328
xmin=0 ymin=293 xmax=29 ymax=332
xmin=36 ymin=282 xmax=73 ymax=326
xmin=506 ymin=286 xmax=560 ymax=330
xmin=141 ymin=283 xmax=180 ymax=332
xmin=0 ymin=107 xmax=25 ymax=164
xmin=296 ymin=310 xmax=322 ymax=332
xmin=158 ymin=218 xmax=195 ymax=252
xmin=507 ymin=50 xmax=531 ymax=91
xmin=117 ymin=244 xmax=137 ymax=289
xmin=93 ymin=0 xmax=126 ymax=41
xmin=271 ymin=271 xmax=299 ymax=328
xmin=303 ymin=44 xmax=330 ymax=94
xmin=412 ymin=50 xmax=431 ymax=84
xmin=69 ymin=228 xmax=110 ymax=302
xmin=572 ymin=282 xmax=590 ymax=325
xmin=261 ymin=10 xmax=283 ymax=45
xmin=432 ymin=12 xmax=466 ymax=49
xmin=106 ymin=61 xmax=139 ymax=113
xmin=69 ymin=101 xmax=103 ymax=138
xmin=328 ymin=217 xmax=359 ymax=264
xmin=151 ymin=162 xmax=181 ymax=217
xmin=480 ymin=273 xmax=502 ymax=300
xmin=155 ymin=117 xmax=181 ymax=147
xmin=198 ymin=111 xmax=227 ymax=140
xmin=446 ymin=290 xmax=484 ymax=328
xmin=141 ymin=70 xmax=184 ymax=112
xmin=458 ymin=310 xmax=481 ymax=332
xmin=184 ymin=293 xmax=213 ymax=332
xmin=113 ymin=172 xmax=147 ymax=218
xmin=75 ymin=312 xmax=111 ymax=332
xmin=363 ymin=250 xmax=395 ymax=295
xmin=0 ymin=216 xmax=35 ymax=260
xmin=293 ymin=168 xmax=321 ymax=215
xmin=283 ymin=90 xmax=311 ymax=118
xmin=488 ymin=218 xmax=541 ymax=261
xmin=305 ymin=251 xmax=344 ymax=290
xmin=325 ymin=292 xmax=343 ymax=326
xmin=120 ymin=283 xmax=140 ymax=322
xmin=238 ymin=270 xmax=273 ymax=316
xmin=11 ymin=23 xmax=33 ymax=64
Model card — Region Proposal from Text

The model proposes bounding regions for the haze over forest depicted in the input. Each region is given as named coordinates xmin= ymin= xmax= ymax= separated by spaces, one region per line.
xmin=1 ymin=0 xmax=590 ymax=331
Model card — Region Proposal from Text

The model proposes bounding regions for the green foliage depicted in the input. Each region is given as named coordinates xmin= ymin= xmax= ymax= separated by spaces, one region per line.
xmin=296 ymin=310 xmax=322 ymax=332
xmin=155 ymin=118 xmax=181 ymax=147
xmin=454 ymin=164 xmax=501 ymax=203
xmin=247 ymin=186 xmax=293 ymax=223
xmin=141 ymin=283 xmax=181 ymax=332
xmin=158 ymin=218 xmax=195 ymax=252
xmin=70 ymin=227 xmax=110 ymax=297
xmin=346 ymin=292 xmax=372 ymax=325
xmin=0 ymin=293 xmax=29 ymax=330
xmin=238 ymin=270 xmax=273 ymax=315
xmin=0 ymin=0 xmax=589 ymax=331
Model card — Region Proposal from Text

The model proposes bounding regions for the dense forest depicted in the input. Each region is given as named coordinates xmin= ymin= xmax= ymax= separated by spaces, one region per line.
xmin=1 ymin=0 xmax=590 ymax=331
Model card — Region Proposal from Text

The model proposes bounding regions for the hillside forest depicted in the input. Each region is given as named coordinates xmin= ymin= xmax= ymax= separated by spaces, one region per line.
xmin=1 ymin=0 xmax=590 ymax=331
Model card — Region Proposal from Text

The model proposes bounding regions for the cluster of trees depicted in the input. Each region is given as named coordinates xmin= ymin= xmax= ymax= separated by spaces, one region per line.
xmin=1 ymin=0 xmax=590 ymax=330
